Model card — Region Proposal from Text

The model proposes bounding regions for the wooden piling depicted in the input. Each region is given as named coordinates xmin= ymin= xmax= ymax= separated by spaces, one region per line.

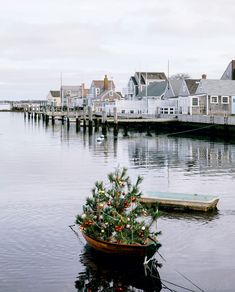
xmin=101 ymin=110 xmax=108 ymax=136
xmin=88 ymin=106 xmax=93 ymax=134
xmin=45 ymin=114 xmax=49 ymax=126
xmin=83 ymin=107 xmax=87 ymax=133
xmin=75 ymin=112 xmax=80 ymax=132
xmin=94 ymin=118 xmax=99 ymax=132
xmin=67 ymin=117 xmax=70 ymax=131
xmin=123 ymin=125 xmax=129 ymax=137
xmin=113 ymin=107 xmax=119 ymax=138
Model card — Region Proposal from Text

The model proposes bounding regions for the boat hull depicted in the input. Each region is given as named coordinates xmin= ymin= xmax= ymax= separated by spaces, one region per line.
xmin=82 ymin=233 xmax=159 ymax=258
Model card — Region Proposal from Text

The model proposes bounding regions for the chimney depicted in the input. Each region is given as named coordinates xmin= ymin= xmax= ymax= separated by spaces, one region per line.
xmin=104 ymin=75 xmax=109 ymax=90
xmin=202 ymin=74 xmax=207 ymax=79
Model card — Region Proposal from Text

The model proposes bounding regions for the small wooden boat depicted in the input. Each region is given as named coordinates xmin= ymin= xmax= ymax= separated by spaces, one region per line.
xmin=82 ymin=232 xmax=161 ymax=259
xmin=141 ymin=191 xmax=219 ymax=212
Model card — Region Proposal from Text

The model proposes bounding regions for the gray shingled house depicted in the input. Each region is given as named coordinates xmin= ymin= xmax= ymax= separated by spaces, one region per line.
xmin=127 ymin=72 xmax=167 ymax=99
xmin=194 ymin=79 xmax=235 ymax=115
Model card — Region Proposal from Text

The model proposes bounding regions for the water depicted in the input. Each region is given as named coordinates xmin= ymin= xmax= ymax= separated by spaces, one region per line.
xmin=0 ymin=112 xmax=235 ymax=292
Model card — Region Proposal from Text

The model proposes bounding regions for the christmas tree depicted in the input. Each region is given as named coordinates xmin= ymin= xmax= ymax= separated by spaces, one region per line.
xmin=76 ymin=167 xmax=160 ymax=245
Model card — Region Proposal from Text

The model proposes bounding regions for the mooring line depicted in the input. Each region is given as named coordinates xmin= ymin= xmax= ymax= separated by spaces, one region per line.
xmin=166 ymin=124 xmax=214 ymax=136
xmin=69 ymin=224 xmax=85 ymax=246
xmin=156 ymin=251 xmax=205 ymax=292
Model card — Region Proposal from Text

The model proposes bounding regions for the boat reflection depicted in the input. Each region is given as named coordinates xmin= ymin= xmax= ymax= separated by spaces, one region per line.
xmin=75 ymin=246 xmax=162 ymax=291
xmin=160 ymin=209 xmax=220 ymax=223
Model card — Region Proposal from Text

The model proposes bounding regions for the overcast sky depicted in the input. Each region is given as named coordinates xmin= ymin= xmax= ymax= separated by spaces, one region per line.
xmin=1 ymin=0 xmax=235 ymax=99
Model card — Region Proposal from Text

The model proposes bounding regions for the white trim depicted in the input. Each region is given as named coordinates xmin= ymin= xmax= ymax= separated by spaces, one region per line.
xmin=210 ymin=95 xmax=218 ymax=104
xmin=221 ymin=96 xmax=229 ymax=104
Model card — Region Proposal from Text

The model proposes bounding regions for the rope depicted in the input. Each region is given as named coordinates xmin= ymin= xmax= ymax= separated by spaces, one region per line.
xmin=145 ymin=259 xmax=199 ymax=292
xmin=156 ymin=251 xmax=205 ymax=292
xmin=166 ymin=124 xmax=214 ymax=136
xmin=69 ymin=224 xmax=85 ymax=246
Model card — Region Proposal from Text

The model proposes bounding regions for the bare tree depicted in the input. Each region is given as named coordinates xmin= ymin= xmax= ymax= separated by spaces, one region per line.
xmin=170 ymin=73 xmax=191 ymax=80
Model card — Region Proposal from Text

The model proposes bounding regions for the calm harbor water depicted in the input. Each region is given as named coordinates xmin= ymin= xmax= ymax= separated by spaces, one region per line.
xmin=0 ymin=112 xmax=235 ymax=292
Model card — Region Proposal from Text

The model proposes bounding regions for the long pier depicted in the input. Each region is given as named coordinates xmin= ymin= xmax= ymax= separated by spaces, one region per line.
xmin=24 ymin=108 xmax=235 ymax=140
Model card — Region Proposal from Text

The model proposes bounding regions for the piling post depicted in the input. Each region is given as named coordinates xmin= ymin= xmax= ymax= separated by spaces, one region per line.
xmin=94 ymin=118 xmax=99 ymax=132
xmin=75 ymin=111 xmax=80 ymax=132
xmin=67 ymin=117 xmax=70 ymax=131
xmin=88 ymin=106 xmax=93 ymax=135
xmin=83 ymin=107 xmax=87 ymax=133
xmin=101 ymin=110 xmax=108 ymax=136
xmin=51 ymin=106 xmax=54 ymax=125
xmin=146 ymin=123 xmax=152 ymax=136
xmin=113 ymin=107 xmax=119 ymax=138
xmin=123 ymin=125 xmax=129 ymax=137
xmin=45 ymin=114 xmax=49 ymax=126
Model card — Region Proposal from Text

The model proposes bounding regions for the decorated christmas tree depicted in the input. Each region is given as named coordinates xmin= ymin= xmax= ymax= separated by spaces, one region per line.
xmin=76 ymin=167 xmax=160 ymax=245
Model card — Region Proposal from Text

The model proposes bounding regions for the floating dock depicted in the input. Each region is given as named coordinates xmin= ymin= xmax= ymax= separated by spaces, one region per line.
xmin=141 ymin=191 xmax=219 ymax=212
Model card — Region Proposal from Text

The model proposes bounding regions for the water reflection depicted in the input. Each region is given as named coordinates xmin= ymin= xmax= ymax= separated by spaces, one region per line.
xmin=75 ymin=246 xmax=162 ymax=292
xmin=160 ymin=209 xmax=220 ymax=223
xmin=128 ymin=136 xmax=235 ymax=173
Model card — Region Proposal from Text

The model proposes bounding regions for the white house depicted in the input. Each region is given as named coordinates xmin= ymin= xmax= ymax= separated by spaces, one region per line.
xmin=61 ymin=84 xmax=88 ymax=109
xmin=47 ymin=90 xmax=61 ymax=107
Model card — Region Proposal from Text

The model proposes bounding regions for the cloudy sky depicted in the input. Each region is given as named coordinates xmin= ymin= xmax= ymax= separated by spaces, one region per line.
xmin=1 ymin=0 xmax=235 ymax=99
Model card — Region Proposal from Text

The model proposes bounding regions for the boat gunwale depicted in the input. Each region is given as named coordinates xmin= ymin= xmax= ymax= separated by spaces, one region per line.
xmin=82 ymin=232 xmax=156 ymax=249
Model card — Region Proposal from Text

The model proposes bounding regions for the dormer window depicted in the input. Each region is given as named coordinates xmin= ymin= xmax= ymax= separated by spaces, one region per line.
xmin=96 ymin=88 xmax=100 ymax=95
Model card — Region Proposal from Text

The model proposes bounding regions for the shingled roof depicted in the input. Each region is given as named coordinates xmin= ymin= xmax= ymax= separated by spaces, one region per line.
xmin=196 ymin=79 xmax=235 ymax=95
xmin=50 ymin=90 xmax=60 ymax=97
xmin=169 ymin=79 xmax=183 ymax=96
xmin=134 ymin=72 xmax=167 ymax=85
xmin=137 ymin=81 xmax=167 ymax=97
xmin=185 ymin=79 xmax=200 ymax=94
xmin=92 ymin=80 xmax=115 ymax=90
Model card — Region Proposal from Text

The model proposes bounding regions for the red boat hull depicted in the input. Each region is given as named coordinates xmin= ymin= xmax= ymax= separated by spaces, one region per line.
xmin=82 ymin=233 xmax=159 ymax=258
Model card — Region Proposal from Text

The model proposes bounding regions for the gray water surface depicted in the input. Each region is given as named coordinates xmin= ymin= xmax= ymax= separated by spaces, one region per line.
xmin=0 ymin=112 xmax=235 ymax=292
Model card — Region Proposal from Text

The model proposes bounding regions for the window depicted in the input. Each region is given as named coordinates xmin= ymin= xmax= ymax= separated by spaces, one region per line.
xmin=121 ymin=110 xmax=125 ymax=113
xmin=109 ymin=90 xmax=113 ymax=97
xmin=222 ymin=96 xmax=229 ymax=104
xmin=192 ymin=97 xmax=199 ymax=107
xmin=210 ymin=96 xmax=218 ymax=104
xmin=130 ymin=110 xmax=134 ymax=114
xmin=96 ymin=88 xmax=100 ymax=95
